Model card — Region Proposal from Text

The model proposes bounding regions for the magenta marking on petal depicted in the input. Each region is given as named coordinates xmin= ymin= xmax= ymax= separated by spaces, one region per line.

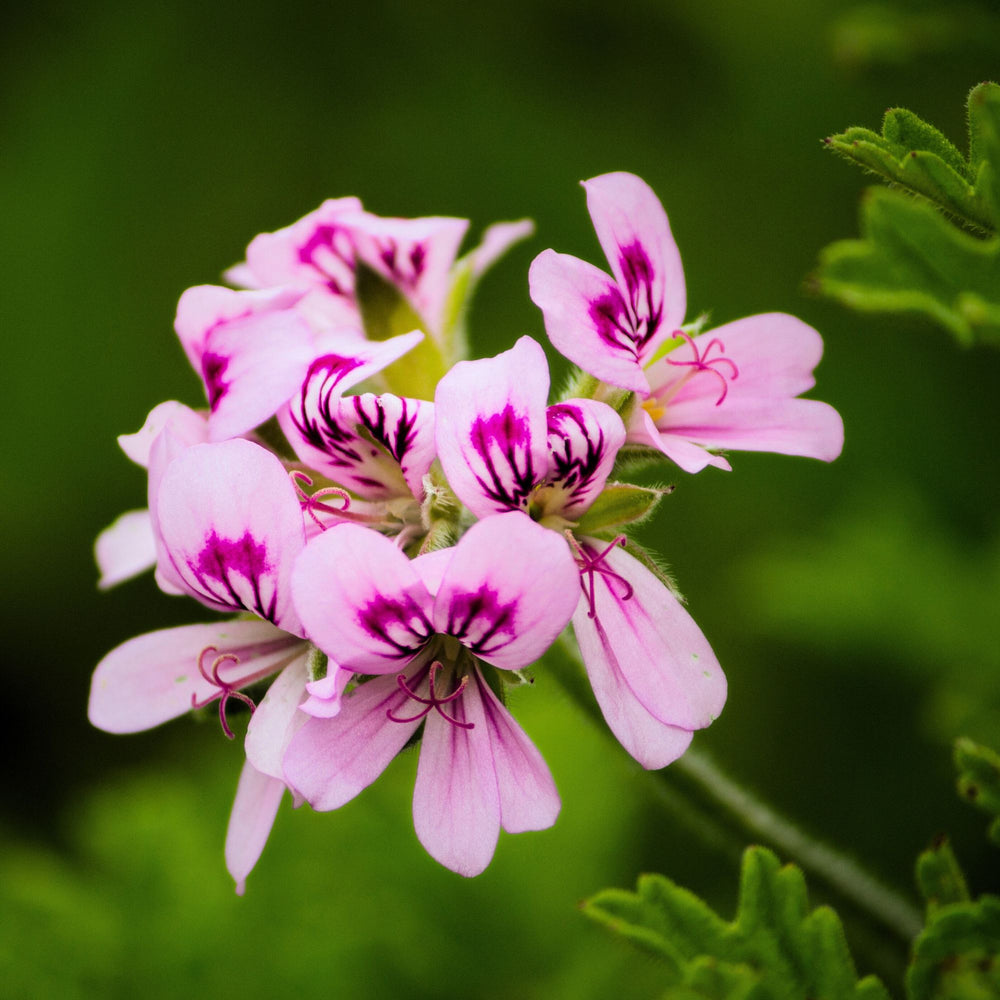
xmin=665 ymin=330 xmax=739 ymax=405
xmin=189 ymin=530 xmax=276 ymax=621
xmin=618 ymin=240 xmax=663 ymax=352
xmin=202 ymin=351 xmax=230 ymax=411
xmin=546 ymin=403 xmax=607 ymax=505
xmin=567 ymin=534 xmax=633 ymax=619
xmin=191 ymin=646 xmax=258 ymax=740
xmin=444 ymin=584 xmax=517 ymax=658
xmin=386 ymin=662 xmax=474 ymax=730
xmin=588 ymin=288 xmax=637 ymax=358
xmin=468 ymin=404 xmax=538 ymax=511
xmin=352 ymin=395 xmax=420 ymax=466
xmin=357 ymin=592 xmax=434 ymax=660
xmin=289 ymin=354 xmax=372 ymax=462
xmin=297 ymin=224 xmax=356 ymax=295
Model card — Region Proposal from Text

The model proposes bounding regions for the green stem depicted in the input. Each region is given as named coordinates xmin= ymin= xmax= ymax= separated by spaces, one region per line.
xmin=547 ymin=635 xmax=924 ymax=944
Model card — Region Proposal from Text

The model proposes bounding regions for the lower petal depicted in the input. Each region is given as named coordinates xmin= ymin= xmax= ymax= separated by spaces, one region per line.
xmin=225 ymin=760 xmax=285 ymax=896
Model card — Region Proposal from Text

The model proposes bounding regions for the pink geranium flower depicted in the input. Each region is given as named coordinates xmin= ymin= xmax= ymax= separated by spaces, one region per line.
xmin=284 ymin=512 xmax=580 ymax=876
xmin=90 ymin=438 xmax=325 ymax=893
xmin=529 ymin=172 xmax=843 ymax=472
xmin=434 ymin=336 xmax=726 ymax=769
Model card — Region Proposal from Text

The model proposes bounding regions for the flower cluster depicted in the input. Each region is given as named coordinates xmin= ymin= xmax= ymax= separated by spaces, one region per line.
xmin=90 ymin=173 xmax=843 ymax=891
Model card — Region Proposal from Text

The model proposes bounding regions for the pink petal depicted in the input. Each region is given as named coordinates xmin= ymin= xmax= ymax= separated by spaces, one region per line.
xmin=225 ymin=760 xmax=286 ymax=896
xmin=642 ymin=313 xmax=843 ymax=463
xmin=95 ymin=509 xmax=157 ymax=589
xmin=529 ymin=249 xmax=652 ymax=395
xmin=283 ymin=665 xmax=429 ymax=811
xmin=412 ymin=670 xmax=500 ymax=876
xmin=434 ymin=336 xmax=550 ymax=518
xmin=291 ymin=523 xmax=434 ymax=673
xmin=433 ymin=512 xmax=580 ymax=671
xmin=300 ymin=663 xmax=353 ymax=719
xmin=117 ymin=401 xmax=207 ymax=468
xmin=466 ymin=219 xmax=535 ymax=279
xmin=473 ymin=670 xmax=560 ymax=833
xmin=89 ymin=619 xmax=301 ymax=734
xmin=627 ymin=408 xmax=731 ymax=474
xmin=244 ymin=652 xmax=311 ymax=778
xmin=583 ymin=172 xmax=686 ymax=358
xmin=542 ymin=398 xmax=626 ymax=518
xmin=575 ymin=540 xmax=726 ymax=732
xmin=156 ymin=439 xmax=307 ymax=633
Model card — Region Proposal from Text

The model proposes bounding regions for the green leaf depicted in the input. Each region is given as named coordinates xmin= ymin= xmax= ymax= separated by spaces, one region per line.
xmin=813 ymin=186 xmax=1000 ymax=347
xmin=916 ymin=836 xmax=971 ymax=914
xmin=823 ymin=83 xmax=1000 ymax=233
xmin=954 ymin=739 xmax=1000 ymax=848
xmin=573 ymin=482 xmax=668 ymax=535
xmin=582 ymin=846 xmax=891 ymax=1000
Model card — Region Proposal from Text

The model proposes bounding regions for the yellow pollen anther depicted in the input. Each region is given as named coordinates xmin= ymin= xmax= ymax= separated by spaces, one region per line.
xmin=642 ymin=398 xmax=667 ymax=423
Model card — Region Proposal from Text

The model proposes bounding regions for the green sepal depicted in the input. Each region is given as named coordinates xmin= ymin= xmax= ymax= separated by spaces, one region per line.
xmin=354 ymin=261 xmax=446 ymax=399
xmin=573 ymin=482 xmax=668 ymax=535
xmin=582 ymin=846 xmax=891 ymax=1000
xmin=812 ymin=186 xmax=1000 ymax=347
xmin=306 ymin=645 xmax=328 ymax=684
xmin=823 ymin=83 xmax=1000 ymax=233
xmin=955 ymin=738 xmax=1000 ymax=847
xmin=917 ymin=836 xmax=971 ymax=913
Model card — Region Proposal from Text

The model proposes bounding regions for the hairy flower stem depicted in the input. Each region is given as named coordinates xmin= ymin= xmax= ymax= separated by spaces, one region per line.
xmin=549 ymin=634 xmax=923 ymax=945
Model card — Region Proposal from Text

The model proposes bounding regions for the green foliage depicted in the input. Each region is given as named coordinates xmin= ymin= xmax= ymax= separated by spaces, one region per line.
xmin=954 ymin=739 xmax=1000 ymax=848
xmin=573 ymin=482 xmax=668 ymax=535
xmin=815 ymin=83 xmax=1000 ymax=347
xmin=582 ymin=846 xmax=891 ymax=1000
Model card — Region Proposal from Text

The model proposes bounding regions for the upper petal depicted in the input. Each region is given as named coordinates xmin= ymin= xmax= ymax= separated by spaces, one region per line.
xmin=583 ymin=172 xmax=686 ymax=359
xmin=529 ymin=249 xmax=652 ymax=394
xmin=156 ymin=439 xmax=307 ymax=633
xmin=435 ymin=336 xmax=550 ymax=518
xmin=291 ymin=523 xmax=434 ymax=673
xmin=89 ymin=618 xmax=301 ymax=734
xmin=433 ymin=512 xmax=579 ymax=671
xmin=541 ymin=398 xmax=626 ymax=518
xmin=117 ymin=401 xmax=207 ymax=469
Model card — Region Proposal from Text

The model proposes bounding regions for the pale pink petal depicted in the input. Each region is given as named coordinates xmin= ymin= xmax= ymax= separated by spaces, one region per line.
xmin=642 ymin=313 xmax=844 ymax=463
xmin=473 ymin=670 xmax=560 ymax=833
xmin=225 ymin=760 xmax=286 ymax=896
xmin=576 ymin=541 xmax=726 ymax=732
xmin=291 ymin=523 xmax=434 ymax=673
xmin=95 ymin=509 xmax=157 ymax=589
xmin=410 ymin=546 xmax=455 ymax=597
xmin=627 ymin=408 xmax=731 ymax=474
xmin=465 ymin=219 xmax=535 ymax=279
xmin=89 ymin=619 xmax=301 ymax=734
xmin=583 ymin=171 xmax=686 ymax=358
xmin=244 ymin=652 xmax=311 ymax=778
xmin=412 ymin=672 xmax=500 ymax=876
xmin=300 ymin=664 xmax=353 ymax=719
xmin=433 ymin=512 xmax=579 ymax=671
xmin=283 ymin=665 xmax=429 ymax=810
xmin=542 ymin=398 xmax=626 ymax=517
xmin=117 ymin=401 xmax=207 ymax=468
xmin=529 ymin=249 xmax=652 ymax=395
xmin=346 ymin=213 xmax=469 ymax=334
xmin=434 ymin=336 xmax=550 ymax=518
xmin=156 ymin=439 xmax=307 ymax=633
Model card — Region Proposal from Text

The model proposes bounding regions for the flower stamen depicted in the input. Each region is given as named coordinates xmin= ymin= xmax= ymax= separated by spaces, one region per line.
xmin=566 ymin=533 xmax=633 ymax=619
xmin=289 ymin=470 xmax=352 ymax=530
xmin=665 ymin=329 xmax=739 ymax=405
xmin=191 ymin=646 xmax=257 ymax=740
xmin=386 ymin=661 xmax=474 ymax=730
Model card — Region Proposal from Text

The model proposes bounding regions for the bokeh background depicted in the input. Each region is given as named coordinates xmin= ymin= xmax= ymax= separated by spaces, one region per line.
xmin=3 ymin=0 xmax=998 ymax=996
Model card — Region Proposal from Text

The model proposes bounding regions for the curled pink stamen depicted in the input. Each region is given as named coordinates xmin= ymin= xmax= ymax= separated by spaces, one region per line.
xmin=290 ymin=470 xmax=352 ymax=530
xmin=666 ymin=329 xmax=739 ymax=405
xmin=566 ymin=534 xmax=634 ymax=619
xmin=191 ymin=646 xmax=257 ymax=740
xmin=386 ymin=661 xmax=474 ymax=730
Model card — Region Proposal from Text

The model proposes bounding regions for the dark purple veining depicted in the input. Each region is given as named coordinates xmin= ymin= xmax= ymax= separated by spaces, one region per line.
xmin=187 ymin=530 xmax=277 ymax=622
xmin=290 ymin=354 xmax=367 ymax=453
xmin=468 ymin=404 xmax=538 ymax=511
xmin=297 ymin=224 xmax=356 ymax=297
xmin=587 ymin=240 xmax=663 ymax=358
xmin=545 ymin=403 xmax=606 ymax=505
xmin=375 ymin=238 xmax=426 ymax=291
xmin=356 ymin=591 xmax=434 ymax=661
xmin=201 ymin=352 xmax=231 ymax=411
xmin=443 ymin=584 xmax=516 ymax=659
xmin=352 ymin=394 xmax=420 ymax=466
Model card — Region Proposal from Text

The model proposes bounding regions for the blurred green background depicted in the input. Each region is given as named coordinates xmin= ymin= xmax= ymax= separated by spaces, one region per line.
xmin=3 ymin=0 xmax=998 ymax=996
